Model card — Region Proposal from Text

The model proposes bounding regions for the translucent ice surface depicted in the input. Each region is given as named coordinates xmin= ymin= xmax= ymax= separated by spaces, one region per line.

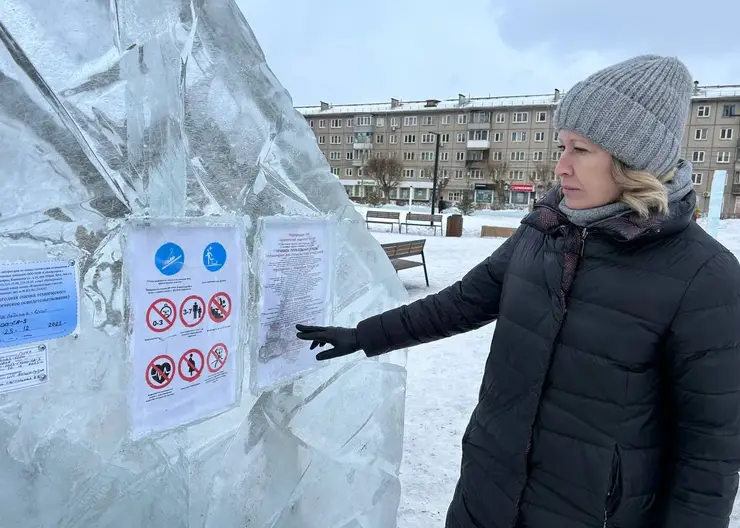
xmin=0 ymin=1 xmax=408 ymax=526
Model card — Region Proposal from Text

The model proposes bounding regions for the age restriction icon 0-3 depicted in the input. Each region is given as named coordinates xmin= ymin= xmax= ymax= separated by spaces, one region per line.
xmin=146 ymin=298 xmax=176 ymax=333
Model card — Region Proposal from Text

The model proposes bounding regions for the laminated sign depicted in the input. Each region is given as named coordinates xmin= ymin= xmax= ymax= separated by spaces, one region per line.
xmin=126 ymin=225 xmax=242 ymax=438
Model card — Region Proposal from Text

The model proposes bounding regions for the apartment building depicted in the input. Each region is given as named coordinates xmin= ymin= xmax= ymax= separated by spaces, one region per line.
xmin=297 ymin=84 xmax=740 ymax=216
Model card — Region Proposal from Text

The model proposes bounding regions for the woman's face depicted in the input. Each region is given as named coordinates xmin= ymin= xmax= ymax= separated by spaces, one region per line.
xmin=555 ymin=130 xmax=621 ymax=210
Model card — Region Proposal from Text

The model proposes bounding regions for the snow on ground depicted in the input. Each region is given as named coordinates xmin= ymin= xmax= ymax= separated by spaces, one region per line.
xmin=361 ymin=208 xmax=740 ymax=527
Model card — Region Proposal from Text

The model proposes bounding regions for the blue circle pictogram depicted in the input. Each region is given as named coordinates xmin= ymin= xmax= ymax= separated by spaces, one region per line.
xmin=155 ymin=242 xmax=184 ymax=276
xmin=203 ymin=242 xmax=227 ymax=272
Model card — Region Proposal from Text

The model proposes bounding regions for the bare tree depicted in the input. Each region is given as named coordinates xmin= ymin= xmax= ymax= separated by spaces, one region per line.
xmin=486 ymin=159 xmax=509 ymax=205
xmin=533 ymin=162 xmax=557 ymax=190
xmin=423 ymin=168 xmax=451 ymax=203
xmin=365 ymin=157 xmax=404 ymax=198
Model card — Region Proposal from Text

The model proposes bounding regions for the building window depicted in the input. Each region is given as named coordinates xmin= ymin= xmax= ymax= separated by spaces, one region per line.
xmin=419 ymin=169 xmax=428 ymax=179
xmin=330 ymin=119 xmax=342 ymax=128
xmin=376 ymin=134 xmax=384 ymax=143
xmin=442 ymin=115 xmax=452 ymax=125
xmin=422 ymin=116 xmax=435 ymax=126
xmin=472 ymin=112 xmax=490 ymax=124
xmin=493 ymin=132 xmax=503 ymax=142
xmin=345 ymin=118 xmax=352 ymax=127
xmin=536 ymin=111 xmax=547 ymax=122
xmin=390 ymin=135 xmax=397 ymax=144
xmin=345 ymin=168 xmax=353 ymax=176
xmin=331 ymin=167 xmax=340 ymax=176
xmin=492 ymin=151 xmax=503 ymax=161
xmin=510 ymin=151 xmax=526 ymax=161
xmin=533 ymin=151 xmax=544 ymax=161
xmin=455 ymin=170 xmax=464 ymax=179
xmin=468 ymin=151 xmax=485 ymax=161
xmin=458 ymin=114 xmax=468 ymax=125
xmin=552 ymin=151 xmax=562 ymax=161
xmin=534 ymin=132 xmax=545 ymax=142
xmin=403 ymin=152 xmax=415 ymax=160
xmin=496 ymin=113 xmax=506 ymax=123
xmin=694 ymin=128 xmax=708 ymax=140
xmin=318 ymin=136 xmax=326 ymax=144
xmin=358 ymin=167 xmax=364 ymax=176
xmin=691 ymin=172 xmax=703 ymax=185
xmin=319 ymin=119 xmax=326 ymax=128
xmin=723 ymin=104 xmax=737 ymax=118
xmin=468 ymin=130 xmax=489 ymax=141
xmin=511 ymin=131 xmax=527 ymax=142
xmin=509 ymin=170 xmax=524 ymax=180
xmin=330 ymin=135 xmax=341 ymax=144
xmin=720 ymin=128 xmax=734 ymax=140
xmin=697 ymin=105 xmax=710 ymax=118
xmin=346 ymin=135 xmax=354 ymax=144
xmin=390 ymin=117 xmax=399 ymax=127
xmin=717 ymin=151 xmax=731 ymax=163
xmin=553 ymin=131 xmax=560 ymax=142
xmin=440 ymin=152 xmax=449 ymax=161
xmin=531 ymin=171 xmax=540 ymax=181
xmin=329 ymin=151 xmax=340 ymax=160
xmin=355 ymin=116 xmax=371 ymax=126
xmin=309 ymin=119 xmax=314 ymax=128
xmin=422 ymin=134 xmax=435 ymax=143
xmin=448 ymin=191 xmax=462 ymax=201
xmin=403 ymin=134 xmax=416 ymax=144
xmin=692 ymin=151 xmax=705 ymax=163
xmin=456 ymin=152 xmax=465 ymax=161
xmin=470 ymin=169 xmax=483 ymax=179
xmin=456 ymin=133 xmax=466 ymax=143
xmin=404 ymin=116 xmax=418 ymax=126
xmin=346 ymin=151 xmax=355 ymax=160
xmin=421 ymin=152 xmax=435 ymax=161
xmin=441 ymin=133 xmax=450 ymax=143
xmin=403 ymin=169 xmax=415 ymax=178
xmin=512 ymin=112 xmax=529 ymax=123
xmin=376 ymin=117 xmax=385 ymax=127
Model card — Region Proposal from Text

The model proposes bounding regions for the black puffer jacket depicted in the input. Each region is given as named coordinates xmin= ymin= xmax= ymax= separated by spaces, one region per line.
xmin=357 ymin=188 xmax=740 ymax=528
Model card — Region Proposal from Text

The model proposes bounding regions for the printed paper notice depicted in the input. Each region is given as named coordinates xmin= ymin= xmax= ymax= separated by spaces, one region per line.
xmin=127 ymin=226 xmax=242 ymax=438
xmin=255 ymin=219 xmax=331 ymax=389
xmin=0 ymin=344 xmax=48 ymax=394
xmin=0 ymin=260 xmax=78 ymax=348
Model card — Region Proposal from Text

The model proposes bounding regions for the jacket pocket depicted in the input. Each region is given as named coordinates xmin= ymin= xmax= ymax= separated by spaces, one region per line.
xmin=604 ymin=445 xmax=622 ymax=522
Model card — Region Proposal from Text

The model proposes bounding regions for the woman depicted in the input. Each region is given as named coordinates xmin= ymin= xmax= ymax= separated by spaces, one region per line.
xmin=297 ymin=55 xmax=740 ymax=528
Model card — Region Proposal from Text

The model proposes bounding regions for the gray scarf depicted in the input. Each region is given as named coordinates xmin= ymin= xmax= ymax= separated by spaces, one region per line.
xmin=558 ymin=160 xmax=694 ymax=227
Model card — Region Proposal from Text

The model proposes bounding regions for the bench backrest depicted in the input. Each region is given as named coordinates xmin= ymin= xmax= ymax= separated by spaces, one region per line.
xmin=381 ymin=239 xmax=426 ymax=258
xmin=480 ymin=225 xmax=517 ymax=238
xmin=406 ymin=213 xmax=442 ymax=224
xmin=367 ymin=210 xmax=400 ymax=220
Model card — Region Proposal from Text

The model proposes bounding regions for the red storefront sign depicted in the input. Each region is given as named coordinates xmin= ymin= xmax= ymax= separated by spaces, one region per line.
xmin=511 ymin=184 xmax=534 ymax=192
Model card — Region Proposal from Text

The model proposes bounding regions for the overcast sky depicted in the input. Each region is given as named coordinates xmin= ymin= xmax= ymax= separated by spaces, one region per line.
xmin=238 ymin=0 xmax=740 ymax=107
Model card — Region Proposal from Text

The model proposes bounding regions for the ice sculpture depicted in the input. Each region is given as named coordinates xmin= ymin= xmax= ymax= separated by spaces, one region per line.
xmin=0 ymin=0 xmax=408 ymax=526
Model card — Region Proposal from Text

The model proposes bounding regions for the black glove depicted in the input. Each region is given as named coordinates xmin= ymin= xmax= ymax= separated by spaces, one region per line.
xmin=295 ymin=324 xmax=362 ymax=360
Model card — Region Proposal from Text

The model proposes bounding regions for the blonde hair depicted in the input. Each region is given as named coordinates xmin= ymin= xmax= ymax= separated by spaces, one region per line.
xmin=612 ymin=158 xmax=673 ymax=217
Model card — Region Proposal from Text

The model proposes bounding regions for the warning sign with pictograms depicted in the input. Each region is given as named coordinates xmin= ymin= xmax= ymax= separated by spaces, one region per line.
xmin=126 ymin=224 xmax=243 ymax=439
xmin=208 ymin=292 xmax=231 ymax=323
xmin=180 ymin=295 xmax=205 ymax=328
xmin=178 ymin=349 xmax=204 ymax=382
xmin=208 ymin=343 xmax=228 ymax=373
xmin=146 ymin=298 xmax=176 ymax=333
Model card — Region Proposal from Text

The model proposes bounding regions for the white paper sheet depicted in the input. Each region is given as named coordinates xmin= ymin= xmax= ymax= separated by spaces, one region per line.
xmin=254 ymin=219 xmax=332 ymax=390
xmin=127 ymin=225 xmax=242 ymax=438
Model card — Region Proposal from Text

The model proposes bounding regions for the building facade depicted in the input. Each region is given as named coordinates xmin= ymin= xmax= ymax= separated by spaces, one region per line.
xmin=297 ymin=84 xmax=740 ymax=216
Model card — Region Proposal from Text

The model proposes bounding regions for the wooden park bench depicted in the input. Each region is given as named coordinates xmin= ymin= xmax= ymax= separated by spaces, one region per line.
xmin=401 ymin=213 xmax=444 ymax=236
xmin=480 ymin=225 xmax=517 ymax=238
xmin=365 ymin=210 xmax=401 ymax=232
xmin=381 ymin=239 xmax=429 ymax=287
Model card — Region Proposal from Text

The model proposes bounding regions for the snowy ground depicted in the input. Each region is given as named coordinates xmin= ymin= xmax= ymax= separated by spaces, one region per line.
xmin=358 ymin=207 xmax=740 ymax=527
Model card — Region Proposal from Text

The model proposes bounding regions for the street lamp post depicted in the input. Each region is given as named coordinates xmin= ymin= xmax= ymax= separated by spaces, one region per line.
xmin=430 ymin=132 xmax=442 ymax=217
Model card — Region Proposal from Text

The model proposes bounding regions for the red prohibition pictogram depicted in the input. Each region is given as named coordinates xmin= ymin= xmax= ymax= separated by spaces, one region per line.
xmin=178 ymin=348 xmax=204 ymax=382
xmin=207 ymin=343 xmax=228 ymax=373
xmin=208 ymin=292 xmax=232 ymax=323
xmin=146 ymin=298 xmax=176 ymax=333
xmin=146 ymin=354 xmax=175 ymax=390
xmin=179 ymin=295 xmax=206 ymax=328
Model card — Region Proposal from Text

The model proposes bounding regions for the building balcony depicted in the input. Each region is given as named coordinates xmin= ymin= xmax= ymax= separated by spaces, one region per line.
xmin=352 ymin=159 xmax=364 ymax=167
xmin=732 ymin=183 xmax=740 ymax=195
xmin=466 ymin=139 xmax=491 ymax=150
xmin=467 ymin=121 xmax=491 ymax=130
xmin=465 ymin=157 xmax=487 ymax=166
xmin=353 ymin=142 xmax=373 ymax=150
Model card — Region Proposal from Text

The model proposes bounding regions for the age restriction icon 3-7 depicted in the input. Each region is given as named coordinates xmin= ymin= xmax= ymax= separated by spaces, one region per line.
xmin=180 ymin=295 xmax=205 ymax=328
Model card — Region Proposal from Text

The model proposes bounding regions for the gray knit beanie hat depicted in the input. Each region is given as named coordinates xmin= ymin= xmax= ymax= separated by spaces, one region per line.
xmin=553 ymin=55 xmax=693 ymax=176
